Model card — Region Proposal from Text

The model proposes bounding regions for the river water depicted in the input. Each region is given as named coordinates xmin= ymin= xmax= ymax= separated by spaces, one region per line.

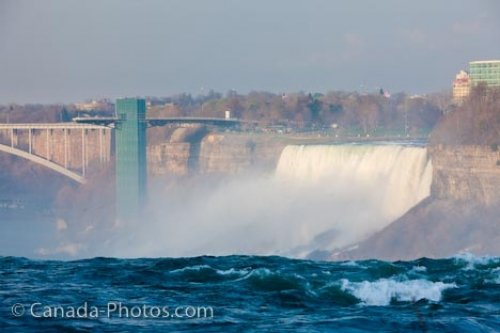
xmin=1 ymin=254 xmax=499 ymax=332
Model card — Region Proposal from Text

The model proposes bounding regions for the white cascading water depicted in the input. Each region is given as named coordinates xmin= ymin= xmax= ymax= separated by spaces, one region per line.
xmin=276 ymin=145 xmax=432 ymax=256
xmin=263 ymin=144 xmax=434 ymax=257
xmin=50 ymin=144 xmax=433 ymax=259
xmin=276 ymin=145 xmax=432 ymax=223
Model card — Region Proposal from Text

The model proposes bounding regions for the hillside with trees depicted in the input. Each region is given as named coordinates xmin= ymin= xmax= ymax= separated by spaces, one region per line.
xmin=149 ymin=90 xmax=445 ymax=136
xmin=1 ymin=90 xmax=447 ymax=139
xmin=0 ymin=90 xmax=450 ymax=143
xmin=430 ymin=85 xmax=500 ymax=146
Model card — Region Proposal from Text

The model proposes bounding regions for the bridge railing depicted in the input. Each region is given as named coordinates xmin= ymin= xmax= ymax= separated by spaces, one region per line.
xmin=0 ymin=123 xmax=111 ymax=182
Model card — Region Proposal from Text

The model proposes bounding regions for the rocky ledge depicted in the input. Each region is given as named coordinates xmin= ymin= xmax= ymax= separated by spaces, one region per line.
xmin=340 ymin=145 xmax=500 ymax=260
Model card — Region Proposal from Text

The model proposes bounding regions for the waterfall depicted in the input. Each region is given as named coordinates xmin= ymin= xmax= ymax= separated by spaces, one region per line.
xmin=276 ymin=145 xmax=432 ymax=223
xmin=260 ymin=144 xmax=433 ymax=257
xmin=53 ymin=144 xmax=434 ymax=259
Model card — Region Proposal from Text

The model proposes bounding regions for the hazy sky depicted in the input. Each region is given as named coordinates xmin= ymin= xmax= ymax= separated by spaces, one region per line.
xmin=1 ymin=0 xmax=499 ymax=103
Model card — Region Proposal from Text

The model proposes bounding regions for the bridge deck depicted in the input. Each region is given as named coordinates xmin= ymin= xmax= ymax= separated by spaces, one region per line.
xmin=147 ymin=117 xmax=241 ymax=127
xmin=0 ymin=123 xmax=108 ymax=130
xmin=0 ymin=117 xmax=243 ymax=184
xmin=72 ymin=117 xmax=242 ymax=127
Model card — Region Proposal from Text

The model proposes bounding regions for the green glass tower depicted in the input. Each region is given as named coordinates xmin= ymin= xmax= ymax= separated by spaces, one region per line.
xmin=469 ymin=60 xmax=500 ymax=87
xmin=115 ymin=98 xmax=147 ymax=221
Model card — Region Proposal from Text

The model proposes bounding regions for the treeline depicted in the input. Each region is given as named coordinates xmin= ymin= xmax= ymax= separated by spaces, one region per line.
xmin=0 ymin=104 xmax=112 ymax=123
xmin=430 ymin=85 xmax=500 ymax=146
xmin=0 ymin=90 xmax=449 ymax=135
xmin=150 ymin=90 xmax=446 ymax=135
xmin=0 ymin=104 xmax=69 ymax=123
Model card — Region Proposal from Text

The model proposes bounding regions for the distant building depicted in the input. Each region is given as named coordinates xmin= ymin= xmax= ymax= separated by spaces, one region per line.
xmin=75 ymin=99 xmax=111 ymax=111
xmin=469 ymin=60 xmax=500 ymax=87
xmin=451 ymin=60 xmax=500 ymax=104
xmin=452 ymin=70 xmax=471 ymax=103
xmin=379 ymin=88 xmax=391 ymax=98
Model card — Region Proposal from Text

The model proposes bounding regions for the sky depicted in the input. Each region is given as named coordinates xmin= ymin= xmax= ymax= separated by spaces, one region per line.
xmin=0 ymin=0 xmax=499 ymax=104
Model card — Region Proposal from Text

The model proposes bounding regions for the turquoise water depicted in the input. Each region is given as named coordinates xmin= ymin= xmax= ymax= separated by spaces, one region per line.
xmin=1 ymin=255 xmax=499 ymax=332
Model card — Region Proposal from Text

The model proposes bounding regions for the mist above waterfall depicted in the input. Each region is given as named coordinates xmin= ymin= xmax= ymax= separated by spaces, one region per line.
xmin=91 ymin=144 xmax=432 ymax=259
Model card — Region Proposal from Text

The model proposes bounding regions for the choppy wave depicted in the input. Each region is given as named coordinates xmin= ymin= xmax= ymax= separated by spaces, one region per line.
xmin=340 ymin=278 xmax=456 ymax=306
xmin=1 ymin=255 xmax=499 ymax=332
xmin=452 ymin=252 xmax=500 ymax=270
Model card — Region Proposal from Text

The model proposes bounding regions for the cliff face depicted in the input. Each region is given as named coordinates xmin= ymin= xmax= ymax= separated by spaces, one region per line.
xmin=197 ymin=133 xmax=286 ymax=174
xmin=136 ymin=137 xmax=500 ymax=259
xmin=343 ymin=145 xmax=500 ymax=260
xmin=148 ymin=143 xmax=191 ymax=176
xmin=148 ymin=133 xmax=287 ymax=176
xmin=430 ymin=145 xmax=500 ymax=206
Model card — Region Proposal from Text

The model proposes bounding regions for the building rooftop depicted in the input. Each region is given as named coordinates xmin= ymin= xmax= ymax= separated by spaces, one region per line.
xmin=469 ymin=60 xmax=500 ymax=64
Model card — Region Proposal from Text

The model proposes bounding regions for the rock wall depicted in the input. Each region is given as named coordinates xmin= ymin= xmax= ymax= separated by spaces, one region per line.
xmin=148 ymin=139 xmax=500 ymax=206
xmin=342 ymin=144 xmax=500 ymax=260
xmin=148 ymin=143 xmax=191 ymax=176
xmin=429 ymin=145 xmax=500 ymax=206
xmin=197 ymin=133 xmax=286 ymax=174
xmin=147 ymin=132 xmax=288 ymax=176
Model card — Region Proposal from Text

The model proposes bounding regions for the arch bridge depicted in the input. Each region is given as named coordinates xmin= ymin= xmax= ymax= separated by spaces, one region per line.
xmin=0 ymin=123 xmax=110 ymax=183
xmin=0 ymin=116 xmax=242 ymax=184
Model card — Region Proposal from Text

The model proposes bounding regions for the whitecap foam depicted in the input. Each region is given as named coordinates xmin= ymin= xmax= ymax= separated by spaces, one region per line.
xmin=452 ymin=253 xmax=499 ymax=270
xmin=215 ymin=267 xmax=251 ymax=276
xmin=169 ymin=264 xmax=213 ymax=274
xmin=409 ymin=265 xmax=427 ymax=274
xmin=243 ymin=268 xmax=273 ymax=279
xmin=340 ymin=260 xmax=361 ymax=267
xmin=170 ymin=265 xmax=250 ymax=277
xmin=340 ymin=278 xmax=456 ymax=306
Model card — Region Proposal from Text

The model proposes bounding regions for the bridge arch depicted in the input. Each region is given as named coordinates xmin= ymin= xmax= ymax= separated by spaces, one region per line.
xmin=0 ymin=143 xmax=85 ymax=184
